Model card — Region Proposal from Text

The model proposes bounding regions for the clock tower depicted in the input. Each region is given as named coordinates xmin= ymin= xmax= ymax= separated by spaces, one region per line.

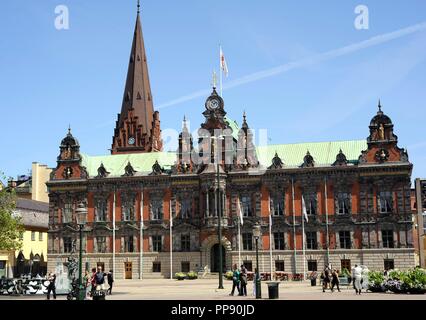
xmin=111 ymin=5 xmax=162 ymax=154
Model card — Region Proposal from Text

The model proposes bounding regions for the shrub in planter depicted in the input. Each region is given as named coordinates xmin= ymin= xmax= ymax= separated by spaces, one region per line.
xmin=403 ymin=268 xmax=426 ymax=294
xmin=385 ymin=279 xmax=406 ymax=294
xmin=368 ymin=271 xmax=386 ymax=293
xmin=175 ymin=272 xmax=186 ymax=280
xmin=187 ymin=271 xmax=198 ymax=280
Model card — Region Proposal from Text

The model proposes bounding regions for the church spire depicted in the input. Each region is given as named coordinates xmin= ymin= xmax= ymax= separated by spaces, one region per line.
xmin=111 ymin=5 xmax=161 ymax=154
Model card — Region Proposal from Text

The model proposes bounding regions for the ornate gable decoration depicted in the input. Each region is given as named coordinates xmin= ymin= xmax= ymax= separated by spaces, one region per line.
xmin=151 ymin=160 xmax=164 ymax=175
xmin=96 ymin=163 xmax=110 ymax=178
xmin=333 ymin=149 xmax=348 ymax=166
xmin=301 ymin=151 xmax=315 ymax=168
xmin=269 ymin=152 xmax=284 ymax=169
xmin=375 ymin=148 xmax=390 ymax=163
xmin=123 ymin=162 xmax=137 ymax=177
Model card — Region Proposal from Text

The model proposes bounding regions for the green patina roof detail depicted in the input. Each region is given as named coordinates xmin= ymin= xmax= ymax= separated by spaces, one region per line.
xmin=81 ymin=152 xmax=176 ymax=177
xmin=256 ymin=140 xmax=367 ymax=167
xmin=224 ymin=116 xmax=240 ymax=140
xmin=81 ymin=140 xmax=367 ymax=178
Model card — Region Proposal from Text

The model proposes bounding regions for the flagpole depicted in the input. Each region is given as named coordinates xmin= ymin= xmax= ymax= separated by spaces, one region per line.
xmin=140 ymin=191 xmax=144 ymax=280
xmin=291 ymin=178 xmax=297 ymax=276
xmin=269 ymin=206 xmax=273 ymax=281
xmin=237 ymin=197 xmax=242 ymax=266
xmin=302 ymin=196 xmax=306 ymax=281
xmin=324 ymin=177 xmax=330 ymax=265
xmin=170 ymin=199 xmax=173 ymax=280
xmin=112 ymin=191 xmax=116 ymax=277
xmin=219 ymin=45 xmax=223 ymax=97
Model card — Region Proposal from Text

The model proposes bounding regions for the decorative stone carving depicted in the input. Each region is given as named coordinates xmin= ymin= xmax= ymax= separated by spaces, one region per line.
xmin=333 ymin=149 xmax=348 ymax=166
xmin=151 ymin=160 xmax=164 ymax=175
xmin=375 ymin=148 xmax=389 ymax=163
xmin=63 ymin=167 xmax=73 ymax=179
xmin=123 ymin=161 xmax=137 ymax=177
xmin=96 ymin=163 xmax=110 ymax=178
xmin=269 ymin=152 xmax=284 ymax=169
xmin=301 ymin=151 xmax=315 ymax=168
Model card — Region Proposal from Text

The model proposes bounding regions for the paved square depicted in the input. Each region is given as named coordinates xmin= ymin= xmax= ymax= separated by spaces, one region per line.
xmin=1 ymin=279 xmax=426 ymax=300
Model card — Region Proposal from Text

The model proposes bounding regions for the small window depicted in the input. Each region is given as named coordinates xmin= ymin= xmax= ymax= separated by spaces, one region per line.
xmin=242 ymin=233 xmax=253 ymax=251
xmin=422 ymin=211 xmax=426 ymax=233
xmin=96 ymin=237 xmax=107 ymax=253
xmin=275 ymin=260 xmax=285 ymax=272
xmin=379 ymin=191 xmax=393 ymax=214
xmin=274 ymin=232 xmax=285 ymax=250
xmin=152 ymin=235 xmax=162 ymax=252
xmin=243 ymin=261 xmax=253 ymax=272
xmin=179 ymin=198 xmax=191 ymax=219
xmin=151 ymin=199 xmax=163 ymax=220
xmin=304 ymin=193 xmax=317 ymax=215
xmin=339 ymin=231 xmax=351 ymax=249
xmin=307 ymin=260 xmax=317 ymax=271
xmin=306 ymin=232 xmax=317 ymax=249
xmin=95 ymin=199 xmax=107 ymax=222
xmin=63 ymin=202 xmax=73 ymax=223
xmin=240 ymin=195 xmax=253 ymax=217
xmin=124 ymin=236 xmax=134 ymax=253
xmin=337 ymin=192 xmax=350 ymax=214
xmin=382 ymin=230 xmax=394 ymax=248
xmin=39 ymin=232 xmax=43 ymax=241
xmin=153 ymin=262 xmax=161 ymax=273
xmin=181 ymin=234 xmax=191 ymax=252
xmin=122 ymin=198 xmax=135 ymax=221
xmin=63 ymin=237 xmax=73 ymax=253
xmin=384 ymin=259 xmax=394 ymax=271
xmin=341 ymin=259 xmax=351 ymax=272
xmin=31 ymin=231 xmax=36 ymax=241
xmin=271 ymin=194 xmax=284 ymax=216
xmin=181 ymin=262 xmax=190 ymax=273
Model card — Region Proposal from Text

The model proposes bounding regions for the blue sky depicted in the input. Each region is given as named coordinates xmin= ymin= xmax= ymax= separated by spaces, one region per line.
xmin=1 ymin=0 xmax=426 ymax=183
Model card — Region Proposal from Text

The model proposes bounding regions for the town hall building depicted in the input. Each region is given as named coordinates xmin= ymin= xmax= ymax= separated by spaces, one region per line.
xmin=46 ymin=7 xmax=415 ymax=279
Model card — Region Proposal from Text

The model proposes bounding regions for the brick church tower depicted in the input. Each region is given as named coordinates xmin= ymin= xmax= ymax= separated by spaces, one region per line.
xmin=111 ymin=4 xmax=162 ymax=154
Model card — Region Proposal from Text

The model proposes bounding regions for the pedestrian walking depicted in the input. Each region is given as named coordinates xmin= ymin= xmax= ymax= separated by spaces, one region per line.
xmin=83 ymin=270 xmax=91 ymax=299
xmin=331 ymin=269 xmax=340 ymax=292
xmin=89 ymin=267 xmax=97 ymax=297
xmin=352 ymin=264 xmax=363 ymax=295
xmin=239 ymin=265 xmax=248 ymax=296
xmin=229 ymin=264 xmax=240 ymax=296
xmin=322 ymin=265 xmax=331 ymax=292
xmin=46 ymin=272 xmax=56 ymax=300
xmin=107 ymin=270 xmax=114 ymax=295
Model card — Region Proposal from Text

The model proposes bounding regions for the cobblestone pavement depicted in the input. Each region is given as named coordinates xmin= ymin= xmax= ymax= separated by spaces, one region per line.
xmin=1 ymin=279 xmax=426 ymax=300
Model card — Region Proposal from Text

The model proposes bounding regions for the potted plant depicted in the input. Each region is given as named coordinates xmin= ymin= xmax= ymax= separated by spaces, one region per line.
xmin=175 ymin=272 xmax=186 ymax=281
xmin=187 ymin=271 xmax=198 ymax=280
xmin=367 ymin=271 xmax=385 ymax=293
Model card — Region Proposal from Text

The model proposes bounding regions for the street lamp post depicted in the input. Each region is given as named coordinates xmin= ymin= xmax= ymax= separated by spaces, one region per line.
xmin=75 ymin=202 xmax=87 ymax=301
xmin=213 ymin=135 xmax=225 ymax=290
xmin=253 ymin=222 xmax=262 ymax=299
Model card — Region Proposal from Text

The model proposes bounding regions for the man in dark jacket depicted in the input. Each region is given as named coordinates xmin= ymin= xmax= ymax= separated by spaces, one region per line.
xmin=46 ymin=272 xmax=56 ymax=300
xmin=239 ymin=265 xmax=248 ymax=296
xmin=107 ymin=270 xmax=114 ymax=295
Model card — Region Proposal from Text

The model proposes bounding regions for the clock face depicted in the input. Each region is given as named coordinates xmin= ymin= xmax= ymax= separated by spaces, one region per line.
xmin=208 ymin=98 xmax=220 ymax=110
xmin=128 ymin=137 xmax=136 ymax=145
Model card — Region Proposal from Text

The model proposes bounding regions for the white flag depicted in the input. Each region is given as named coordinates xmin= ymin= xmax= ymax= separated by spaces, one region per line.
xmin=302 ymin=196 xmax=309 ymax=223
xmin=220 ymin=46 xmax=229 ymax=77
xmin=238 ymin=197 xmax=244 ymax=226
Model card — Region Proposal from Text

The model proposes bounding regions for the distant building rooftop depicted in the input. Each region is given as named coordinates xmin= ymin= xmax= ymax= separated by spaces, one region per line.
xmin=15 ymin=199 xmax=49 ymax=229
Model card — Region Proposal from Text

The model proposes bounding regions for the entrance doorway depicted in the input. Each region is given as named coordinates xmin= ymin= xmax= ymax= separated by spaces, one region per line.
xmin=124 ymin=262 xmax=132 ymax=279
xmin=210 ymin=244 xmax=226 ymax=273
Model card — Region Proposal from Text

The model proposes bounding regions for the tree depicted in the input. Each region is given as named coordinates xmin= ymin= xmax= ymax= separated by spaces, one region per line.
xmin=0 ymin=173 xmax=24 ymax=251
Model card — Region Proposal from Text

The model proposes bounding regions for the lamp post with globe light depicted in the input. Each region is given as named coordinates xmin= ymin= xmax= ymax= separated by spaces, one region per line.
xmin=75 ymin=202 xmax=87 ymax=300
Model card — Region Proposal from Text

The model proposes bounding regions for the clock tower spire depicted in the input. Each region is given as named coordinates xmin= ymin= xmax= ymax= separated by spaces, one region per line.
xmin=111 ymin=3 xmax=162 ymax=154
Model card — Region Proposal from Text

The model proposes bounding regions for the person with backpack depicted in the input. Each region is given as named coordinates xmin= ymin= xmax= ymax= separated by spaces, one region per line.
xmin=239 ymin=264 xmax=248 ymax=296
xmin=229 ymin=264 xmax=240 ymax=296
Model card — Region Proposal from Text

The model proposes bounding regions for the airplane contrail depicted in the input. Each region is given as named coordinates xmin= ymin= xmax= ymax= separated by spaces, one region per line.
xmin=157 ymin=21 xmax=426 ymax=110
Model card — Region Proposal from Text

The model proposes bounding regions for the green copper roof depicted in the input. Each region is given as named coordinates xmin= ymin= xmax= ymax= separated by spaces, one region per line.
xmin=224 ymin=116 xmax=240 ymax=140
xmin=81 ymin=140 xmax=367 ymax=178
xmin=256 ymin=140 xmax=367 ymax=167
xmin=81 ymin=152 xmax=176 ymax=177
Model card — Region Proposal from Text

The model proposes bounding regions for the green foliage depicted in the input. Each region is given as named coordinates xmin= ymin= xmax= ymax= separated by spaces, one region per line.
xmin=187 ymin=271 xmax=198 ymax=279
xmin=368 ymin=271 xmax=385 ymax=286
xmin=175 ymin=272 xmax=186 ymax=280
xmin=0 ymin=179 xmax=24 ymax=251
xmin=341 ymin=268 xmax=350 ymax=277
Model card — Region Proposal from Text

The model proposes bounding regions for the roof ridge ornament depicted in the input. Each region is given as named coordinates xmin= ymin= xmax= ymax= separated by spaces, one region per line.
xmin=333 ymin=149 xmax=348 ymax=166
xmin=137 ymin=0 xmax=140 ymax=14
xmin=96 ymin=163 xmax=110 ymax=178
xmin=301 ymin=150 xmax=315 ymax=168
xmin=123 ymin=161 xmax=137 ymax=177
xmin=269 ymin=151 xmax=284 ymax=169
